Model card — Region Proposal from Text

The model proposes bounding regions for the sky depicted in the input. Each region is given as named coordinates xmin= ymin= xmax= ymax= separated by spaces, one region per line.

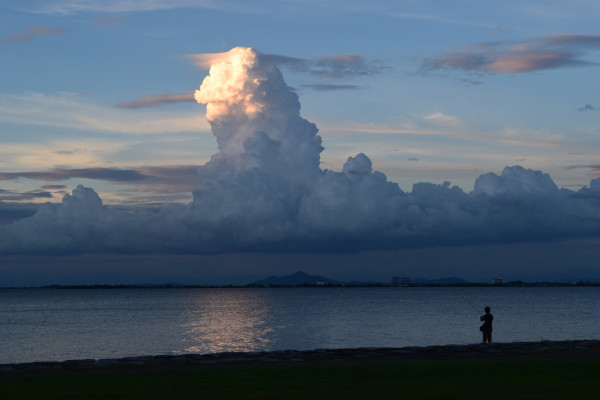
xmin=1 ymin=1 xmax=599 ymax=285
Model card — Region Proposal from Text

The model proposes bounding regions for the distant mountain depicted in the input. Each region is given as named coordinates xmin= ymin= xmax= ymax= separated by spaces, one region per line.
xmin=250 ymin=271 xmax=340 ymax=286
xmin=250 ymin=272 xmax=471 ymax=286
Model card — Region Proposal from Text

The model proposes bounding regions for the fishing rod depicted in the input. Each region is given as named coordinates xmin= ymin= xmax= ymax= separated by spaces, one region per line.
xmin=456 ymin=290 xmax=483 ymax=316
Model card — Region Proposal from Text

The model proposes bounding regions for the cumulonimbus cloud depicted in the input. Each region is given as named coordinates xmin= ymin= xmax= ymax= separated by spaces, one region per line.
xmin=1 ymin=47 xmax=599 ymax=255
xmin=420 ymin=34 xmax=600 ymax=74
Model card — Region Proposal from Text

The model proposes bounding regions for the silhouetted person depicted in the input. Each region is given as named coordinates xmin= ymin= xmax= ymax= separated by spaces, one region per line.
xmin=480 ymin=306 xmax=493 ymax=343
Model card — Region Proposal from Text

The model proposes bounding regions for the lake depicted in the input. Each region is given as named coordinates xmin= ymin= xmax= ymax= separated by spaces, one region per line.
xmin=1 ymin=287 xmax=598 ymax=364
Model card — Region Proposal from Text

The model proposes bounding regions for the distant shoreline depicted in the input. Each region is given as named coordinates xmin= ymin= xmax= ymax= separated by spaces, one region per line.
xmin=2 ymin=340 xmax=599 ymax=378
xmin=2 ymin=281 xmax=600 ymax=289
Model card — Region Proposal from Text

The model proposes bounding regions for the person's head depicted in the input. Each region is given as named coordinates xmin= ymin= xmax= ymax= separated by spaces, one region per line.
xmin=484 ymin=306 xmax=491 ymax=313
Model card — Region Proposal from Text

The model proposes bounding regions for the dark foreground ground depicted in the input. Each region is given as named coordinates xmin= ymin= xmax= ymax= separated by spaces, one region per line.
xmin=1 ymin=340 xmax=599 ymax=399
xmin=1 ymin=340 xmax=599 ymax=377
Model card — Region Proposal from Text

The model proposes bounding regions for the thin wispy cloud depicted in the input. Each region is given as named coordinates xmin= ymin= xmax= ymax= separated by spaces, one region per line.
xmin=41 ymin=184 xmax=67 ymax=190
xmin=391 ymin=11 xmax=497 ymax=30
xmin=0 ymin=165 xmax=204 ymax=197
xmin=126 ymin=165 xmax=204 ymax=194
xmin=0 ymin=189 xmax=53 ymax=201
xmin=116 ymin=92 xmax=195 ymax=109
xmin=0 ymin=26 xmax=66 ymax=44
xmin=577 ymin=104 xmax=599 ymax=111
xmin=565 ymin=164 xmax=600 ymax=178
xmin=0 ymin=92 xmax=209 ymax=134
xmin=423 ymin=112 xmax=464 ymax=127
xmin=299 ymin=83 xmax=363 ymax=91
xmin=185 ymin=51 xmax=387 ymax=79
xmin=0 ymin=140 xmax=127 ymax=171
xmin=0 ymin=168 xmax=147 ymax=183
xmin=320 ymin=118 xmax=571 ymax=156
xmin=420 ymin=34 xmax=600 ymax=74
xmin=459 ymin=78 xmax=484 ymax=86
xmin=310 ymin=55 xmax=383 ymax=78
xmin=92 ymin=15 xmax=126 ymax=27
xmin=20 ymin=0 xmax=264 ymax=15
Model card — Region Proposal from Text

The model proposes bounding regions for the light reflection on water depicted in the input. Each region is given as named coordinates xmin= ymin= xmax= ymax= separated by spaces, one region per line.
xmin=0 ymin=287 xmax=599 ymax=364
xmin=180 ymin=290 xmax=276 ymax=353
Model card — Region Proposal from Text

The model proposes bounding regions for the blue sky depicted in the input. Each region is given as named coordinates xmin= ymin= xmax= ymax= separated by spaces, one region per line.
xmin=1 ymin=1 xmax=599 ymax=284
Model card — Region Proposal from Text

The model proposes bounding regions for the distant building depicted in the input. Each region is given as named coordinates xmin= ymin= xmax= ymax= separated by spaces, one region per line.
xmin=316 ymin=280 xmax=326 ymax=286
xmin=391 ymin=276 xmax=410 ymax=286
xmin=492 ymin=277 xmax=503 ymax=285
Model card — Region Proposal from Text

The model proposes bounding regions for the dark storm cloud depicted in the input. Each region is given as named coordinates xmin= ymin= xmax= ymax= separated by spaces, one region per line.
xmin=1 ymin=165 xmax=600 ymax=255
xmin=0 ymin=26 xmax=66 ymax=44
xmin=0 ymin=203 xmax=38 ymax=225
xmin=420 ymin=34 xmax=600 ymax=74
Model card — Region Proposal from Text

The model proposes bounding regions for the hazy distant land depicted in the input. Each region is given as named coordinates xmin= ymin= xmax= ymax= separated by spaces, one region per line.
xmin=5 ymin=270 xmax=597 ymax=289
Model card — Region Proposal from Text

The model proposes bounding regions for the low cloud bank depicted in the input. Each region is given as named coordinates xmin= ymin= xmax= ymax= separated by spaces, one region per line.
xmin=1 ymin=47 xmax=599 ymax=255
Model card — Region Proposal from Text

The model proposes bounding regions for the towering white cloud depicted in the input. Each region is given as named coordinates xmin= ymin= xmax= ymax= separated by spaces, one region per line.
xmin=1 ymin=47 xmax=600 ymax=255
xmin=194 ymin=47 xmax=322 ymax=183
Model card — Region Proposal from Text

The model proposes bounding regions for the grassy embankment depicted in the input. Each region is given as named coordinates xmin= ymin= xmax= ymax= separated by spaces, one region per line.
xmin=2 ymin=358 xmax=598 ymax=399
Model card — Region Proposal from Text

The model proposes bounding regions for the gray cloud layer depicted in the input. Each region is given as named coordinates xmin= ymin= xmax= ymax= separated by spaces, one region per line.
xmin=1 ymin=47 xmax=599 ymax=255
xmin=1 ymin=165 xmax=599 ymax=255
xmin=420 ymin=34 xmax=600 ymax=74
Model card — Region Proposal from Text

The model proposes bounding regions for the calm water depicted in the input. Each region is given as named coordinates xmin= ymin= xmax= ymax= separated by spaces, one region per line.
xmin=0 ymin=287 xmax=598 ymax=364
